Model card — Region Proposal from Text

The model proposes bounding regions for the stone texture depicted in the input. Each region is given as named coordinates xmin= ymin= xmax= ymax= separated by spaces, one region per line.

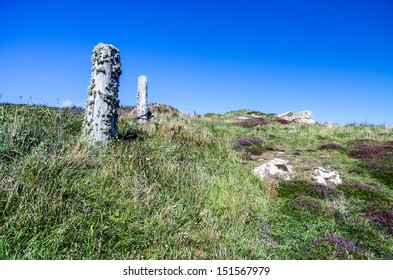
xmin=277 ymin=111 xmax=293 ymax=118
xmin=292 ymin=110 xmax=316 ymax=124
xmin=313 ymin=167 xmax=342 ymax=185
xmin=137 ymin=75 xmax=150 ymax=125
xmin=278 ymin=110 xmax=316 ymax=124
xmin=253 ymin=158 xmax=293 ymax=181
xmin=84 ymin=43 xmax=121 ymax=144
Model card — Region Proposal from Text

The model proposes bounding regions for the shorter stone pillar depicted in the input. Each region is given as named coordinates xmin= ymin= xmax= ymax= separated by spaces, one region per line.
xmin=83 ymin=43 xmax=121 ymax=145
xmin=136 ymin=75 xmax=150 ymax=126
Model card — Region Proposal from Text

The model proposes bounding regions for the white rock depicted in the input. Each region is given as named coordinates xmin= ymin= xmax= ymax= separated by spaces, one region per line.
xmin=292 ymin=110 xmax=316 ymax=124
xmin=277 ymin=110 xmax=316 ymax=124
xmin=253 ymin=158 xmax=293 ymax=181
xmin=237 ymin=116 xmax=250 ymax=120
xmin=313 ymin=167 xmax=342 ymax=185
xmin=277 ymin=111 xmax=293 ymax=118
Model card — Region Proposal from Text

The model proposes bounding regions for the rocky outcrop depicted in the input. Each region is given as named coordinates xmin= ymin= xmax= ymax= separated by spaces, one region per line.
xmin=277 ymin=111 xmax=292 ymax=119
xmin=253 ymin=158 xmax=293 ymax=181
xmin=84 ymin=43 xmax=121 ymax=144
xmin=313 ymin=167 xmax=342 ymax=185
xmin=277 ymin=110 xmax=316 ymax=125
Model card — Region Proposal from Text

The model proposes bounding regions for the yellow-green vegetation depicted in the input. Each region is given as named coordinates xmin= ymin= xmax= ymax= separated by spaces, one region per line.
xmin=0 ymin=104 xmax=392 ymax=259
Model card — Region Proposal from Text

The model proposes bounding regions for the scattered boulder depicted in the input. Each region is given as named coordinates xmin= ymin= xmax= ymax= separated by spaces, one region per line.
xmin=253 ymin=158 xmax=293 ymax=181
xmin=292 ymin=110 xmax=316 ymax=124
xmin=277 ymin=110 xmax=316 ymax=125
xmin=313 ymin=167 xmax=342 ymax=186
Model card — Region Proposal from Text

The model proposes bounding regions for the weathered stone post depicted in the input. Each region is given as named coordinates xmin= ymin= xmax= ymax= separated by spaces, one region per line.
xmin=137 ymin=75 xmax=150 ymax=126
xmin=83 ymin=43 xmax=121 ymax=144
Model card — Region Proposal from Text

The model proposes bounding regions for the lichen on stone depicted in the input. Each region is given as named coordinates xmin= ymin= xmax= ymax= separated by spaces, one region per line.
xmin=83 ymin=43 xmax=121 ymax=145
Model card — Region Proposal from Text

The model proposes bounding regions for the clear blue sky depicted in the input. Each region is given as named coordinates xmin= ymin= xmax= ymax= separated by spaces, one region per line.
xmin=1 ymin=0 xmax=392 ymax=124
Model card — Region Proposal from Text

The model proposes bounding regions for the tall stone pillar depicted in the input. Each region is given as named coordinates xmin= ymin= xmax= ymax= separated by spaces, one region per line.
xmin=83 ymin=43 xmax=122 ymax=144
xmin=137 ymin=75 xmax=150 ymax=125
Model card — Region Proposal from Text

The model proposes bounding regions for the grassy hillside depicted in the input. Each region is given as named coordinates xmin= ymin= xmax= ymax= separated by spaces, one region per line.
xmin=0 ymin=103 xmax=392 ymax=259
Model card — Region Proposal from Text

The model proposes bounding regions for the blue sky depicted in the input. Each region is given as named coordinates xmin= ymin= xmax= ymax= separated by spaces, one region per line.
xmin=0 ymin=0 xmax=392 ymax=124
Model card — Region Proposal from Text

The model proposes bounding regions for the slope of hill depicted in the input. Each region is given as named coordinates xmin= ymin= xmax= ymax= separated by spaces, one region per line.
xmin=0 ymin=103 xmax=392 ymax=259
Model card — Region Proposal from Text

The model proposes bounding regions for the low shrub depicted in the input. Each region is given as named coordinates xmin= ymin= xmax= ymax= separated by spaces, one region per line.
xmin=275 ymin=118 xmax=290 ymax=125
xmin=234 ymin=118 xmax=270 ymax=128
xmin=348 ymin=141 xmax=393 ymax=186
xmin=348 ymin=145 xmax=385 ymax=159
xmin=277 ymin=180 xmax=337 ymax=200
xmin=363 ymin=206 xmax=393 ymax=235
xmin=336 ymin=182 xmax=391 ymax=204
xmin=327 ymin=233 xmax=360 ymax=253
xmin=319 ymin=142 xmax=346 ymax=151
xmin=232 ymin=136 xmax=264 ymax=155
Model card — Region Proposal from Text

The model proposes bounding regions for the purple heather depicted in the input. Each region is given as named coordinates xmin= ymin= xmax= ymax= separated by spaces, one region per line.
xmin=234 ymin=118 xmax=270 ymax=127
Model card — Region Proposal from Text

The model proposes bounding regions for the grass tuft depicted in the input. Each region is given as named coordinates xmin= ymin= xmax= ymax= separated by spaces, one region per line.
xmin=319 ymin=142 xmax=346 ymax=151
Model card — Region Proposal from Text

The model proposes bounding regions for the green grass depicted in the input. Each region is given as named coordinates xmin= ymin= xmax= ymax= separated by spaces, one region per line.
xmin=0 ymin=103 xmax=392 ymax=259
xmin=269 ymin=180 xmax=392 ymax=259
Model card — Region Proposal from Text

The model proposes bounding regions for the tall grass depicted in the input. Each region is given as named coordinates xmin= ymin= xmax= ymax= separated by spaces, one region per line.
xmin=0 ymin=104 xmax=392 ymax=259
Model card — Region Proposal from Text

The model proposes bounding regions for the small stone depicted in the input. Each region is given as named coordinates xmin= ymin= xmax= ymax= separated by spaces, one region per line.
xmin=253 ymin=158 xmax=293 ymax=181
xmin=277 ymin=110 xmax=316 ymax=124
xmin=313 ymin=167 xmax=342 ymax=185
